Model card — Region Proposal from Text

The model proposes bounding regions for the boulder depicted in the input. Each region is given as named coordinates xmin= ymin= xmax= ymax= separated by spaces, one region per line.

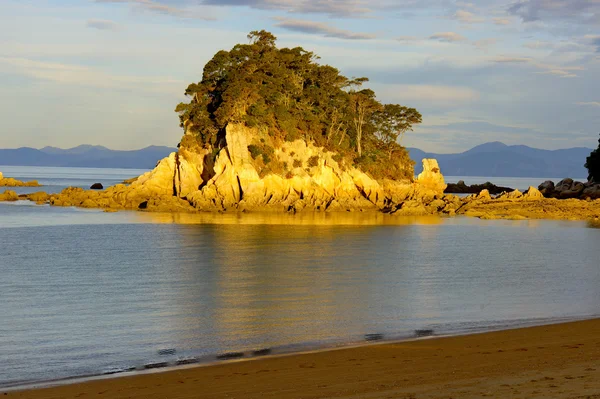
xmin=538 ymin=180 xmax=555 ymax=196
xmin=582 ymin=184 xmax=600 ymax=200
xmin=554 ymin=178 xmax=585 ymax=199
xmin=0 ymin=172 xmax=3 ymax=180
xmin=90 ymin=183 xmax=104 ymax=190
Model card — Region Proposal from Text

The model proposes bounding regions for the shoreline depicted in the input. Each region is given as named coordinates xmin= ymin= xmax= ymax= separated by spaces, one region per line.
xmin=5 ymin=316 xmax=600 ymax=398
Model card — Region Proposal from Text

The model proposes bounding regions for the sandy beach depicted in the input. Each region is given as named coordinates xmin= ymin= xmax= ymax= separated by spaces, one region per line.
xmin=6 ymin=318 xmax=600 ymax=399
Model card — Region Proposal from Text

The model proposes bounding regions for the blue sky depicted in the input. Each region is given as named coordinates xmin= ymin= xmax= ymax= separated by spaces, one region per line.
xmin=0 ymin=0 xmax=599 ymax=153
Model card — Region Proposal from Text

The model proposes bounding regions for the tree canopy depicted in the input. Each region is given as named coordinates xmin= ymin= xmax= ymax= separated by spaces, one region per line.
xmin=175 ymin=30 xmax=422 ymax=180
xmin=585 ymin=134 xmax=600 ymax=183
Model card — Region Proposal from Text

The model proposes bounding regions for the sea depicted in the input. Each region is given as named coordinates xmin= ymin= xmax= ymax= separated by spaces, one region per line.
xmin=1 ymin=166 xmax=598 ymax=388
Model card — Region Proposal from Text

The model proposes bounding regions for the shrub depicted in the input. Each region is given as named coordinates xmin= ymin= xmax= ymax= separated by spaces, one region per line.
xmin=293 ymin=159 xmax=302 ymax=168
xmin=307 ymin=155 xmax=319 ymax=167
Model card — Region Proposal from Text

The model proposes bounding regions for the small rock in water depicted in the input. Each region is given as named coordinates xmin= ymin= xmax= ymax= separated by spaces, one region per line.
xmin=144 ymin=361 xmax=169 ymax=369
xmin=216 ymin=352 xmax=244 ymax=360
xmin=252 ymin=348 xmax=272 ymax=356
xmin=158 ymin=348 xmax=176 ymax=356
xmin=365 ymin=333 xmax=384 ymax=341
xmin=414 ymin=329 xmax=434 ymax=338
xmin=90 ymin=183 xmax=103 ymax=190
xmin=176 ymin=357 xmax=199 ymax=365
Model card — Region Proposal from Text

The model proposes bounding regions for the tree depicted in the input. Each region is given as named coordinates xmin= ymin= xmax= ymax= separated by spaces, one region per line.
xmin=349 ymin=88 xmax=380 ymax=157
xmin=585 ymin=134 xmax=600 ymax=182
xmin=373 ymin=105 xmax=422 ymax=159
xmin=174 ymin=30 xmax=422 ymax=180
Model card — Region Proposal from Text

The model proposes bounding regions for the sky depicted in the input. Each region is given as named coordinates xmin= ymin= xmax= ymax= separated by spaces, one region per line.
xmin=0 ymin=0 xmax=599 ymax=153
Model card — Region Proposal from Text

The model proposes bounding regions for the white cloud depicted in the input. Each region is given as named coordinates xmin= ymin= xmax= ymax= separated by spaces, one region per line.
xmin=95 ymin=0 xmax=216 ymax=20
xmin=453 ymin=10 xmax=484 ymax=24
xmin=274 ymin=18 xmax=376 ymax=40
xmin=428 ymin=32 xmax=467 ymax=43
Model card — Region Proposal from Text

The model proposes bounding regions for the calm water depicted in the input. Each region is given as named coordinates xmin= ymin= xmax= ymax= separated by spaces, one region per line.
xmin=0 ymin=165 xmax=148 ymax=195
xmin=1 ymin=167 xmax=600 ymax=388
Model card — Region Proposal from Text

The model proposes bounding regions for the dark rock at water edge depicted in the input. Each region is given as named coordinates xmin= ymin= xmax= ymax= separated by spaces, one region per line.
xmin=445 ymin=180 xmax=514 ymax=195
xmin=538 ymin=178 xmax=600 ymax=200
xmin=90 ymin=183 xmax=104 ymax=190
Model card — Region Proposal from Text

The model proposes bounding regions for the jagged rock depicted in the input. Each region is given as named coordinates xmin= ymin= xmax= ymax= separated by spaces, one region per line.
xmin=496 ymin=189 xmax=522 ymax=200
xmin=466 ymin=189 xmax=491 ymax=201
xmin=0 ymin=172 xmax=3 ymax=180
xmin=27 ymin=192 xmax=49 ymax=203
xmin=0 ymin=190 xmax=18 ymax=201
xmin=523 ymin=186 xmax=544 ymax=200
xmin=538 ymin=180 xmax=555 ymax=196
xmin=416 ymin=159 xmax=446 ymax=194
xmin=90 ymin=183 xmax=104 ymax=190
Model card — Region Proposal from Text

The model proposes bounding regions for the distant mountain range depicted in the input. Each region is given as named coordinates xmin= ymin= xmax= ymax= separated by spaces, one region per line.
xmin=0 ymin=141 xmax=593 ymax=178
xmin=409 ymin=142 xmax=592 ymax=178
xmin=0 ymin=145 xmax=176 ymax=169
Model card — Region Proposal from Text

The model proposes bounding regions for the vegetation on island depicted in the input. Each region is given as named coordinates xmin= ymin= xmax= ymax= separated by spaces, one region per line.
xmin=585 ymin=134 xmax=600 ymax=183
xmin=175 ymin=30 xmax=421 ymax=180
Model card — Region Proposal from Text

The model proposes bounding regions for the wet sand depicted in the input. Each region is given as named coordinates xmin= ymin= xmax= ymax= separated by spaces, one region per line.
xmin=7 ymin=319 xmax=600 ymax=399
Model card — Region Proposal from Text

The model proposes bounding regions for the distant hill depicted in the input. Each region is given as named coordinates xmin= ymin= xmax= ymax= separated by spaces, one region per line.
xmin=0 ymin=145 xmax=176 ymax=169
xmin=409 ymin=142 xmax=592 ymax=178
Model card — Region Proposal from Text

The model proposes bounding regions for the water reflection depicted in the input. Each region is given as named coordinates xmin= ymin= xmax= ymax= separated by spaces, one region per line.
xmin=133 ymin=211 xmax=443 ymax=226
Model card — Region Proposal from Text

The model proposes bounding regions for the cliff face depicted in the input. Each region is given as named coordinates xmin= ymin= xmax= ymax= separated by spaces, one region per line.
xmin=37 ymin=123 xmax=446 ymax=213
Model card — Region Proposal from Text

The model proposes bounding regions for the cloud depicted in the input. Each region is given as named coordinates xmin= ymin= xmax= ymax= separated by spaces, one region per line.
xmin=492 ymin=17 xmax=511 ymax=25
xmin=576 ymin=101 xmax=600 ymax=107
xmin=86 ymin=19 xmax=120 ymax=31
xmin=202 ymin=0 xmax=372 ymax=17
xmin=491 ymin=55 xmax=584 ymax=77
xmin=379 ymin=84 xmax=479 ymax=104
xmin=508 ymin=0 xmax=600 ymax=25
xmin=0 ymin=56 xmax=183 ymax=93
xmin=95 ymin=0 xmax=216 ymax=20
xmin=585 ymin=34 xmax=600 ymax=52
xmin=453 ymin=10 xmax=484 ymax=24
xmin=536 ymin=69 xmax=578 ymax=78
xmin=428 ymin=32 xmax=467 ymax=43
xmin=492 ymin=56 xmax=532 ymax=63
xmin=274 ymin=18 xmax=376 ymax=40
xmin=473 ymin=38 xmax=498 ymax=50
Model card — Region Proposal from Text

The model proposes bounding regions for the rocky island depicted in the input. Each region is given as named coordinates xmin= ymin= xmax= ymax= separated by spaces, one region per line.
xmin=0 ymin=31 xmax=599 ymax=222
xmin=0 ymin=172 xmax=40 ymax=188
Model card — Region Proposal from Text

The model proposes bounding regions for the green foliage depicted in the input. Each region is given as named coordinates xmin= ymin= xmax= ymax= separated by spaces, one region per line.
xmin=307 ymin=155 xmax=319 ymax=167
xmin=293 ymin=159 xmax=302 ymax=168
xmin=248 ymin=143 xmax=274 ymax=164
xmin=175 ymin=30 xmax=422 ymax=181
xmin=585 ymin=134 xmax=600 ymax=182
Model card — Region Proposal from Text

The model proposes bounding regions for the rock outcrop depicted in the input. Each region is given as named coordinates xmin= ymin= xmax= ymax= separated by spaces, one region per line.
xmin=0 ymin=190 xmax=18 ymax=201
xmin=0 ymin=173 xmax=41 ymax=187
xmin=36 ymin=124 xmax=446 ymax=213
